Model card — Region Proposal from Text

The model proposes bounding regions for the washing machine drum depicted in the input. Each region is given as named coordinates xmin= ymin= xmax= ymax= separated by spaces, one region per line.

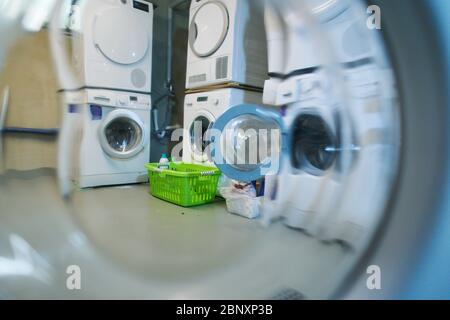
xmin=189 ymin=114 xmax=214 ymax=162
xmin=290 ymin=113 xmax=338 ymax=175
xmin=99 ymin=110 xmax=146 ymax=159
xmin=93 ymin=7 xmax=150 ymax=65
xmin=189 ymin=1 xmax=229 ymax=57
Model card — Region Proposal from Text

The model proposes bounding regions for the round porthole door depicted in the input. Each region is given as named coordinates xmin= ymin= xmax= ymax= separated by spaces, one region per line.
xmin=99 ymin=110 xmax=146 ymax=159
xmin=189 ymin=1 xmax=229 ymax=57
xmin=93 ymin=7 xmax=150 ymax=65
xmin=189 ymin=111 xmax=215 ymax=163
xmin=290 ymin=112 xmax=339 ymax=176
xmin=210 ymin=104 xmax=286 ymax=182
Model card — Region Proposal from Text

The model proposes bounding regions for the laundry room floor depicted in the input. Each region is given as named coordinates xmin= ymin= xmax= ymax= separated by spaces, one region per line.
xmin=0 ymin=169 xmax=356 ymax=299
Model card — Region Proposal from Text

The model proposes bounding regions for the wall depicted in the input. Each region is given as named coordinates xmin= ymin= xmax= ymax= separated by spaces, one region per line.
xmin=150 ymin=0 xmax=190 ymax=162
xmin=0 ymin=31 xmax=60 ymax=171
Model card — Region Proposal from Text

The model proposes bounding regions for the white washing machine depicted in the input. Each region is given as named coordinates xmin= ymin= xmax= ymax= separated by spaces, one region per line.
xmin=70 ymin=89 xmax=151 ymax=188
xmin=208 ymin=68 xmax=393 ymax=247
xmin=186 ymin=0 xmax=268 ymax=90
xmin=182 ymin=88 xmax=263 ymax=165
xmin=272 ymin=65 xmax=392 ymax=245
xmin=71 ymin=0 xmax=153 ymax=93
xmin=228 ymin=0 xmax=393 ymax=245
xmin=208 ymin=0 xmax=396 ymax=246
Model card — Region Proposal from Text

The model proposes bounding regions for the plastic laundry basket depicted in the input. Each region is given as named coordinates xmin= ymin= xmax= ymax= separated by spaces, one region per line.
xmin=145 ymin=162 xmax=221 ymax=207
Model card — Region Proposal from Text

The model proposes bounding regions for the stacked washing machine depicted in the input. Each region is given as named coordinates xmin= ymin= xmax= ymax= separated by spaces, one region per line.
xmin=263 ymin=0 xmax=395 ymax=245
xmin=182 ymin=0 xmax=268 ymax=165
xmin=60 ymin=0 xmax=154 ymax=189
xmin=206 ymin=0 xmax=396 ymax=246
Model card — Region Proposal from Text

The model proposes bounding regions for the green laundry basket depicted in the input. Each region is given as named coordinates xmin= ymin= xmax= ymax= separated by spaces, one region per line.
xmin=145 ymin=162 xmax=221 ymax=207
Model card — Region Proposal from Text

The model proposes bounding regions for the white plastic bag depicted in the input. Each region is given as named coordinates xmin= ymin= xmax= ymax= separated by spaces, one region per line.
xmin=225 ymin=195 xmax=261 ymax=219
xmin=220 ymin=182 xmax=260 ymax=219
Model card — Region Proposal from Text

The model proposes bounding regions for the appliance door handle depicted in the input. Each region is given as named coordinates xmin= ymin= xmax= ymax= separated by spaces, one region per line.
xmin=188 ymin=21 xmax=198 ymax=52
xmin=190 ymin=22 xmax=198 ymax=41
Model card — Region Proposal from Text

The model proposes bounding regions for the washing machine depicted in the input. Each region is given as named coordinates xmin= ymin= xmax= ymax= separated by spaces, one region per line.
xmin=271 ymin=65 xmax=393 ymax=246
xmin=70 ymin=89 xmax=151 ymax=188
xmin=182 ymin=88 xmax=263 ymax=165
xmin=185 ymin=0 xmax=268 ymax=90
xmin=209 ymin=0 xmax=397 ymax=246
xmin=70 ymin=0 xmax=153 ymax=93
xmin=209 ymin=69 xmax=394 ymax=247
xmin=248 ymin=0 xmax=394 ymax=245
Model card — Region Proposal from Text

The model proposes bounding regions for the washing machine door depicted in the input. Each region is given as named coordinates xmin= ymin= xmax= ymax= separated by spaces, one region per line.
xmin=289 ymin=111 xmax=339 ymax=176
xmin=93 ymin=8 xmax=150 ymax=65
xmin=210 ymin=104 xmax=286 ymax=182
xmin=189 ymin=1 xmax=229 ymax=57
xmin=189 ymin=111 xmax=215 ymax=163
xmin=99 ymin=109 xmax=146 ymax=159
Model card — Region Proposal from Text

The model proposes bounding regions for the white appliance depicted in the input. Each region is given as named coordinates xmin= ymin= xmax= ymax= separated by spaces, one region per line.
xmin=68 ymin=89 xmax=151 ymax=188
xmin=186 ymin=0 xmax=268 ymax=90
xmin=182 ymin=88 xmax=263 ymax=165
xmin=71 ymin=0 xmax=153 ymax=93
xmin=209 ymin=0 xmax=393 ymax=246
xmin=208 ymin=71 xmax=389 ymax=246
xmin=274 ymin=72 xmax=342 ymax=238
xmin=263 ymin=0 xmax=354 ymax=104
xmin=270 ymin=0 xmax=387 ymax=244
xmin=262 ymin=0 xmax=287 ymax=105
xmin=274 ymin=68 xmax=392 ymax=245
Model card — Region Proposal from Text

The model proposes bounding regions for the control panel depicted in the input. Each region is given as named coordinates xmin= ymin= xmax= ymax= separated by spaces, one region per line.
xmin=185 ymin=92 xmax=227 ymax=109
xmin=87 ymin=90 xmax=151 ymax=109
xmin=118 ymin=0 xmax=154 ymax=14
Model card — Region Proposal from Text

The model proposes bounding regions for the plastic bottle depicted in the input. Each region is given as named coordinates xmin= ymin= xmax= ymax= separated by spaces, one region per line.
xmin=158 ymin=153 xmax=170 ymax=170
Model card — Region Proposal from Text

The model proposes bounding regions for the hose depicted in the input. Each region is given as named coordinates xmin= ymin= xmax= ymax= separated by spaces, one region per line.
xmin=152 ymin=88 xmax=175 ymax=140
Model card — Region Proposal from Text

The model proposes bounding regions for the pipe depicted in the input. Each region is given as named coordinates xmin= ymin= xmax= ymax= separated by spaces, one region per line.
xmin=1 ymin=127 xmax=59 ymax=136
xmin=153 ymin=0 xmax=189 ymax=140
xmin=167 ymin=5 xmax=174 ymax=87
xmin=167 ymin=0 xmax=190 ymax=88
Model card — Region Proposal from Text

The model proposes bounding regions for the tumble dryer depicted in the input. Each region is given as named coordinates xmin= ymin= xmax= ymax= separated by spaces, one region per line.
xmin=185 ymin=0 xmax=268 ymax=90
xmin=182 ymin=88 xmax=263 ymax=165
xmin=70 ymin=0 xmax=154 ymax=93
xmin=70 ymin=89 xmax=151 ymax=188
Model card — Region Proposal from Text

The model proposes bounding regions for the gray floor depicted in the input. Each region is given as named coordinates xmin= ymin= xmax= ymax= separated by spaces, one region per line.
xmin=0 ymin=169 xmax=355 ymax=299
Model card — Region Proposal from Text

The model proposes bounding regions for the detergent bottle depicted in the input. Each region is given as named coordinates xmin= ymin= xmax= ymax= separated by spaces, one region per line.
xmin=158 ymin=153 xmax=170 ymax=170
